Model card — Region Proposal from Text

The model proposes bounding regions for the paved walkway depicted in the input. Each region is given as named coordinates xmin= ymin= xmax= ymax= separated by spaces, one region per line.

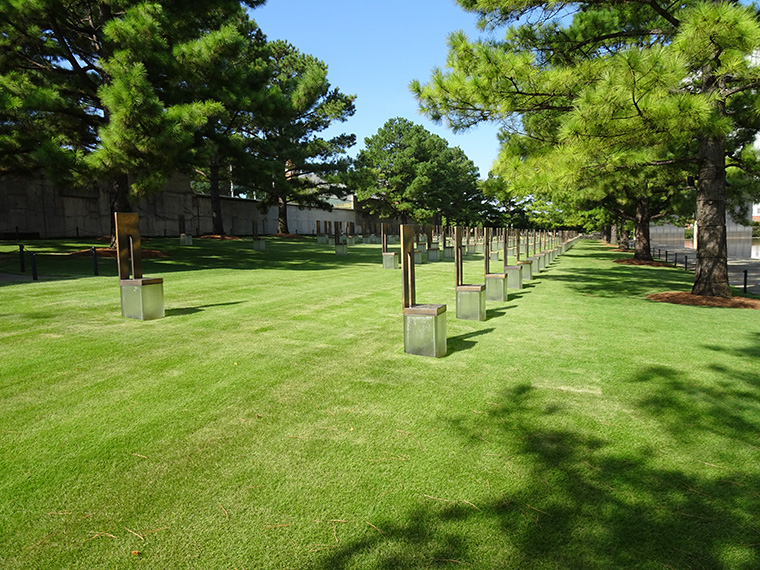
xmin=650 ymin=242 xmax=760 ymax=295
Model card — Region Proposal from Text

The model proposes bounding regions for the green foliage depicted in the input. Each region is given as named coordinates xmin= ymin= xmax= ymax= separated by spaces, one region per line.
xmin=354 ymin=117 xmax=483 ymax=225
xmin=415 ymin=0 xmax=760 ymax=283
xmin=240 ymin=41 xmax=356 ymax=233
xmin=0 ymin=0 xmax=263 ymax=198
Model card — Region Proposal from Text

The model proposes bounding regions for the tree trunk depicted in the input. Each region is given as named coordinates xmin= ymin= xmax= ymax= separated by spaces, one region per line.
xmin=619 ymin=226 xmax=631 ymax=251
xmin=610 ymin=223 xmax=618 ymax=245
xmin=603 ymin=225 xmax=612 ymax=243
xmin=633 ymin=197 xmax=653 ymax=261
xmin=210 ymin=155 xmax=225 ymax=236
xmin=277 ymin=196 xmax=289 ymax=234
xmin=109 ymin=174 xmax=131 ymax=248
xmin=692 ymin=136 xmax=731 ymax=297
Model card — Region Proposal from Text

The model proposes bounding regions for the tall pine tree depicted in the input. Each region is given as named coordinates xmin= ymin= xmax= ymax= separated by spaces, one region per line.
xmin=414 ymin=0 xmax=760 ymax=297
xmin=0 ymin=0 xmax=266 ymax=239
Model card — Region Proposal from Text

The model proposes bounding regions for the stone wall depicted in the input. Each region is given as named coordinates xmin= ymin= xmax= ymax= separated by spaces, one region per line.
xmin=0 ymin=174 xmax=385 ymax=238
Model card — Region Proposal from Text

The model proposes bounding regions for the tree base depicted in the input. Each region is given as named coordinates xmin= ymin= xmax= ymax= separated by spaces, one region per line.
xmin=691 ymin=282 xmax=732 ymax=298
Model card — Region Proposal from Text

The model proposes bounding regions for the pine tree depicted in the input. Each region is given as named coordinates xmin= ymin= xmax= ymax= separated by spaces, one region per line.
xmin=413 ymin=0 xmax=760 ymax=297
xmin=242 ymin=41 xmax=356 ymax=234
xmin=354 ymin=117 xmax=483 ymax=226
xmin=0 ymin=0 xmax=265 ymax=239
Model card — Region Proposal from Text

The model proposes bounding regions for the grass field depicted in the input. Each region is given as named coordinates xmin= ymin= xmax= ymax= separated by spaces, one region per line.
xmin=1 ymin=237 xmax=759 ymax=569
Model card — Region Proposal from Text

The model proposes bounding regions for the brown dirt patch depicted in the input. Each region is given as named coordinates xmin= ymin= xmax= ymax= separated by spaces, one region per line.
xmin=69 ymin=247 xmax=168 ymax=258
xmin=647 ymin=291 xmax=760 ymax=309
xmin=614 ymin=258 xmax=674 ymax=268
xmin=273 ymin=233 xmax=309 ymax=239
xmin=199 ymin=234 xmax=242 ymax=240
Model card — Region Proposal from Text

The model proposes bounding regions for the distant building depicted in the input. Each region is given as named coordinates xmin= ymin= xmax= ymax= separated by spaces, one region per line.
xmin=753 ymin=203 xmax=760 ymax=222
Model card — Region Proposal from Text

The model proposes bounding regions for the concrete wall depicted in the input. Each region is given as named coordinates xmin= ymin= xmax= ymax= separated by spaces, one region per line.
xmin=0 ymin=175 xmax=386 ymax=238
xmin=649 ymin=220 xmax=753 ymax=259
xmin=649 ymin=223 xmax=685 ymax=247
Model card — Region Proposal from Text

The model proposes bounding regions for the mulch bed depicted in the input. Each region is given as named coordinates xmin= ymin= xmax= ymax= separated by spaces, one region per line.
xmin=647 ymin=291 xmax=760 ymax=309
xmin=614 ymin=258 xmax=674 ymax=268
xmin=198 ymin=234 xmax=242 ymax=240
xmin=199 ymin=233 xmax=308 ymax=239
xmin=272 ymin=233 xmax=309 ymax=239
xmin=69 ymin=247 xmax=168 ymax=258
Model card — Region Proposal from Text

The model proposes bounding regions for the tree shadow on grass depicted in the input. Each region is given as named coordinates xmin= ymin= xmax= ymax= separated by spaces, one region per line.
xmin=308 ymin=331 xmax=760 ymax=569
xmin=546 ymin=240 xmax=694 ymax=299
xmin=549 ymin=264 xmax=691 ymax=299
xmin=2 ymin=239 xmax=393 ymax=279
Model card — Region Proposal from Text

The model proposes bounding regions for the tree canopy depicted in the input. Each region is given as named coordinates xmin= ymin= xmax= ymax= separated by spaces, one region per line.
xmin=413 ymin=0 xmax=760 ymax=296
xmin=0 ymin=1 xmax=268 ymax=210
xmin=353 ymin=117 xmax=484 ymax=226
xmin=0 ymin=1 xmax=357 ymax=238
xmin=241 ymin=40 xmax=356 ymax=235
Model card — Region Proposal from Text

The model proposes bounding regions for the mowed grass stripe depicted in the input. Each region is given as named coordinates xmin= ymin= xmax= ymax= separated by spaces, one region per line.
xmin=1 ymin=238 xmax=759 ymax=569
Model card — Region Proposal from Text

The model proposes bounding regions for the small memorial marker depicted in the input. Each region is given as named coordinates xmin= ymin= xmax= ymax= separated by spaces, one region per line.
xmin=402 ymin=224 xmax=446 ymax=357
xmin=502 ymin=227 xmax=524 ymax=290
xmin=455 ymin=226 xmax=486 ymax=320
xmin=516 ymin=229 xmax=533 ymax=281
xmin=426 ymin=225 xmax=439 ymax=262
xmin=442 ymin=226 xmax=454 ymax=259
xmin=382 ymin=223 xmax=399 ymax=269
xmin=115 ymin=213 xmax=164 ymax=320
xmin=252 ymin=219 xmax=265 ymax=251
xmin=335 ymin=225 xmax=347 ymax=255
xmin=484 ymin=227 xmax=508 ymax=302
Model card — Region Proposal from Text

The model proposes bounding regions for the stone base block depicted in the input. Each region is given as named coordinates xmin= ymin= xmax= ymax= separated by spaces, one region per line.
xmin=456 ymin=284 xmax=486 ymax=321
xmin=335 ymin=243 xmax=348 ymax=255
xmin=347 ymin=237 xmax=356 ymax=246
xmin=180 ymin=234 xmax=192 ymax=245
xmin=504 ymin=265 xmax=523 ymax=289
xmin=253 ymin=239 xmax=266 ymax=251
xmin=485 ymin=274 xmax=508 ymax=302
xmin=427 ymin=247 xmax=440 ymax=262
xmin=404 ymin=304 xmax=447 ymax=358
xmin=414 ymin=250 xmax=423 ymax=264
xmin=418 ymin=243 xmax=427 ymax=255
xmin=317 ymin=235 xmax=328 ymax=244
xmin=518 ymin=261 xmax=533 ymax=280
xmin=382 ymin=251 xmax=399 ymax=269
xmin=120 ymin=278 xmax=164 ymax=320
xmin=529 ymin=256 xmax=539 ymax=274
xmin=466 ymin=244 xmax=476 ymax=255
xmin=443 ymin=246 xmax=455 ymax=259
xmin=489 ymin=251 xmax=499 ymax=263
xmin=475 ymin=243 xmax=484 ymax=254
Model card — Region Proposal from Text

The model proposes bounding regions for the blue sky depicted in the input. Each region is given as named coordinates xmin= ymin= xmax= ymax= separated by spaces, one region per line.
xmin=251 ymin=0 xmax=501 ymax=177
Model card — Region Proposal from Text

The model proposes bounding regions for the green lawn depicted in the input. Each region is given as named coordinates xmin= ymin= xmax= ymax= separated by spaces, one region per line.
xmin=1 ymin=238 xmax=759 ymax=569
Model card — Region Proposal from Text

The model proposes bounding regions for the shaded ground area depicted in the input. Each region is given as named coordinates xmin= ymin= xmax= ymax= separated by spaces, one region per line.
xmin=69 ymin=247 xmax=168 ymax=258
xmin=648 ymin=291 xmax=760 ymax=309
xmin=614 ymin=258 xmax=673 ymax=268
